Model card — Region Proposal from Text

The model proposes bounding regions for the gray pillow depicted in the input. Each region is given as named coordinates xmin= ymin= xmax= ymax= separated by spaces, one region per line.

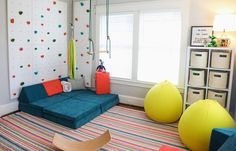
xmin=68 ymin=78 xmax=85 ymax=90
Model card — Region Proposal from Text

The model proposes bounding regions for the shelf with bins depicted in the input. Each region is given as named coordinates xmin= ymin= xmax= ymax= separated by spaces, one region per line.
xmin=184 ymin=47 xmax=234 ymax=111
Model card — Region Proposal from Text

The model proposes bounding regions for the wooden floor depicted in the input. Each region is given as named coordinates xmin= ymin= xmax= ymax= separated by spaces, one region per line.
xmin=118 ymin=103 xmax=144 ymax=111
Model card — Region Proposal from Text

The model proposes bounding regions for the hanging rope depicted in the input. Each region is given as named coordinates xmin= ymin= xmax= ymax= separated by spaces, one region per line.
xmin=68 ymin=23 xmax=76 ymax=79
xmin=106 ymin=0 xmax=111 ymax=58
xmin=88 ymin=0 xmax=95 ymax=60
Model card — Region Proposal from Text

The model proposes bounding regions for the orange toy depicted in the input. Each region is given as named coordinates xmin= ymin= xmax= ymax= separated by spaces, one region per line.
xmin=159 ymin=145 xmax=185 ymax=151
xmin=96 ymin=72 xmax=110 ymax=94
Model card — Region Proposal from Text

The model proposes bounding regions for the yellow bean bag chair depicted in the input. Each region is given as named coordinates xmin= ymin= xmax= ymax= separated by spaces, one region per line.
xmin=178 ymin=99 xmax=236 ymax=151
xmin=144 ymin=81 xmax=183 ymax=123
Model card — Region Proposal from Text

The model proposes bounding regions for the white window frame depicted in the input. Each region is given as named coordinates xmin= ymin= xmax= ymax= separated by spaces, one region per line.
xmin=95 ymin=0 xmax=189 ymax=91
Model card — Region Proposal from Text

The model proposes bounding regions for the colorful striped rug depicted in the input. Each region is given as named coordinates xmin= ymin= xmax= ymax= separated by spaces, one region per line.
xmin=0 ymin=106 xmax=188 ymax=151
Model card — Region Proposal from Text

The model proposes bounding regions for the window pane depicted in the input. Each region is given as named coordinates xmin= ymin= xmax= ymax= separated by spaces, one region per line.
xmin=99 ymin=14 xmax=133 ymax=79
xmin=138 ymin=12 xmax=181 ymax=84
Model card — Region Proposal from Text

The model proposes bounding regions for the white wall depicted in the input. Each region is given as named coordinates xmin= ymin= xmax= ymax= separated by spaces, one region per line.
xmin=0 ymin=0 xmax=236 ymax=117
xmin=0 ymin=0 xmax=10 ymax=105
xmin=91 ymin=0 xmax=189 ymax=107
xmin=0 ymin=0 xmax=19 ymax=116
xmin=189 ymin=0 xmax=236 ymax=48
xmin=188 ymin=0 xmax=236 ymax=118
xmin=94 ymin=0 xmax=190 ymax=102
xmin=93 ymin=0 xmax=236 ymax=118
xmin=0 ymin=0 xmax=73 ymax=116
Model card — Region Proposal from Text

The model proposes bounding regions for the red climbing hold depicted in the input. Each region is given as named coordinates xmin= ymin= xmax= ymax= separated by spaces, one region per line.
xmin=10 ymin=18 xmax=15 ymax=24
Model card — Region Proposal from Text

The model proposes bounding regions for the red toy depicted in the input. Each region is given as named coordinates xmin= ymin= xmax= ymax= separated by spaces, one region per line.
xmin=96 ymin=72 xmax=110 ymax=94
xmin=159 ymin=145 xmax=185 ymax=151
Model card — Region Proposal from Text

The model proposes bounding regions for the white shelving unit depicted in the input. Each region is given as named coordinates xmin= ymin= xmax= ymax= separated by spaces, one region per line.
xmin=184 ymin=47 xmax=234 ymax=111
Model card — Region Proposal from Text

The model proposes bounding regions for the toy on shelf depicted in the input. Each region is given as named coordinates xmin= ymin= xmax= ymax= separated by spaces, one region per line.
xmin=96 ymin=59 xmax=106 ymax=72
xmin=208 ymin=35 xmax=218 ymax=47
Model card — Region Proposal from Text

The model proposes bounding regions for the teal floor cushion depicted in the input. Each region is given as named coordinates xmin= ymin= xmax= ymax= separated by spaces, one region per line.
xmin=61 ymin=89 xmax=94 ymax=97
xmin=43 ymin=98 xmax=101 ymax=129
xmin=218 ymin=134 xmax=236 ymax=151
xmin=61 ymin=90 xmax=119 ymax=112
xmin=30 ymin=94 xmax=71 ymax=116
xmin=73 ymin=92 xmax=119 ymax=113
xmin=19 ymin=94 xmax=70 ymax=117
xmin=18 ymin=83 xmax=48 ymax=103
xmin=19 ymin=84 xmax=119 ymax=129
xmin=209 ymin=128 xmax=236 ymax=151
xmin=19 ymin=103 xmax=44 ymax=117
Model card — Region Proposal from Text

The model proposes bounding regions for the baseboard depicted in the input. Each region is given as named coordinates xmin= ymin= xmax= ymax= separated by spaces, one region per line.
xmin=0 ymin=101 xmax=19 ymax=117
xmin=119 ymin=95 xmax=144 ymax=107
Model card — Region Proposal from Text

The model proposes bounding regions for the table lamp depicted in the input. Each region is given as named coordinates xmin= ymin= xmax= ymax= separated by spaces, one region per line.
xmin=213 ymin=14 xmax=236 ymax=47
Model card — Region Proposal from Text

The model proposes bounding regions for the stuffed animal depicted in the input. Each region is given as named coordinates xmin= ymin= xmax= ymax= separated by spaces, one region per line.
xmin=61 ymin=81 xmax=72 ymax=92
xmin=96 ymin=59 xmax=106 ymax=72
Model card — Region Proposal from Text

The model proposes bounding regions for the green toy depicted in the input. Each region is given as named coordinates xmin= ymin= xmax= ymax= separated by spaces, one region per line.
xmin=208 ymin=35 xmax=218 ymax=47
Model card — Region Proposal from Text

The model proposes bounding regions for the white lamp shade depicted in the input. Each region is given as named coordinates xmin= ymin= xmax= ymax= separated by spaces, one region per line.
xmin=213 ymin=14 xmax=236 ymax=32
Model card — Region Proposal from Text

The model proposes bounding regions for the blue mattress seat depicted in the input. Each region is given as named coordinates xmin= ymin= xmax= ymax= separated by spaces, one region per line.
xmin=60 ymin=89 xmax=94 ymax=97
xmin=209 ymin=128 xmax=236 ymax=151
xmin=19 ymin=94 xmax=71 ymax=117
xmin=18 ymin=80 xmax=119 ymax=129
xmin=30 ymin=94 xmax=71 ymax=116
xmin=19 ymin=102 xmax=44 ymax=117
xmin=73 ymin=90 xmax=119 ymax=113
xmin=44 ymin=98 xmax=101 ymax=128
xmin=18 ymin=83 xmax=48 ymax=103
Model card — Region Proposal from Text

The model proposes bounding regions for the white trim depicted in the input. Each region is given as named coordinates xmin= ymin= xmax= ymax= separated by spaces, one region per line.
xmin=0 ymin=101 xmax=18 ymax=117
xmin=119 ymin=94 xmax=144 ymax=107
xmin=132 ymin=11 xmax=140 ymax=81
xmin=111 ymin=78 xmax=185 ymax=93
xmin=96 ymin=0 xmax=182 ymax=14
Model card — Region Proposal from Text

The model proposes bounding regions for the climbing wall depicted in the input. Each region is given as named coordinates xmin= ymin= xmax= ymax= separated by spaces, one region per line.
xmin=74 ymin=0 xmax=92 ymax=87
xmin=8 ymin=0 xmax=68 ymax=99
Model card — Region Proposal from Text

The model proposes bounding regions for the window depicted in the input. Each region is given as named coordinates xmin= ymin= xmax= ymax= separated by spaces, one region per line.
xmin=97 ymin=2 xmax=183 ymax=86
xmin=99 ymin=14 xmax=134 ymax=79
xmin=138 ymin=12 xmax=181 ymax=84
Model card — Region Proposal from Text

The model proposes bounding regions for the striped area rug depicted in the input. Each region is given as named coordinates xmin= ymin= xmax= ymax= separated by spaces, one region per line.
xmin=0 ymin=106 xmax=188 ymax=151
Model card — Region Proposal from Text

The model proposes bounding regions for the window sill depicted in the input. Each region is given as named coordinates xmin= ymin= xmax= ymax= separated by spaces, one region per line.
xmin=110 ymin=77 xmax=184 ymax=93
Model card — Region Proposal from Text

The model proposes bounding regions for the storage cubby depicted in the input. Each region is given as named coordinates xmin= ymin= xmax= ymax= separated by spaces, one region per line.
xmin=207 ymin=90 xmax=227 ymax=107
xmin=184 ymin=47 xmax=234 ymax=111
xmin=188 ymin=69 xmax=206 ymax=87
xmin=211 ymin=50 xmax=231 ymax=69
xmin=208 ymin=71 xmax=228 ymax=89
xmin=190 ymin=50 xmax=208 ymax=68
xmin=187 ymin=88 xmax=205 ymax=104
